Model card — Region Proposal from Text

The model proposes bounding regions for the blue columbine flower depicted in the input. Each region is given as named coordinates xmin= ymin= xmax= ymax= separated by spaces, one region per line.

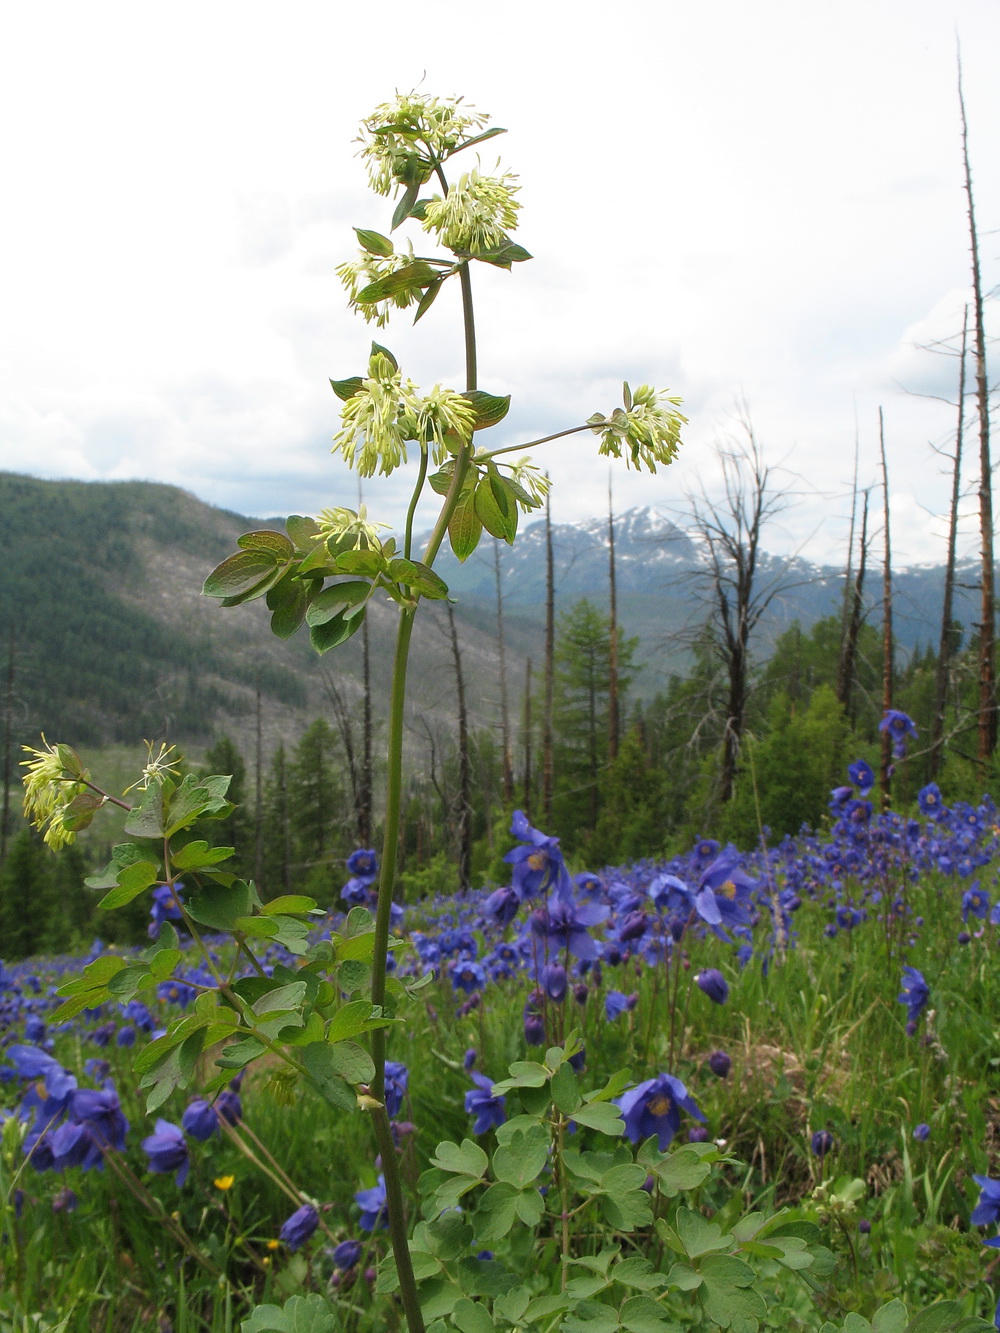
xmin=695 ymin=968 xmax=729 ymax=1005
xmin=879 ymin=709 xmax=918 ymax=758
xmin=810 ymin=1129 xmax=834 ymax=1157
xmin=616 ymin=1074 xmax=705 ymax=1150
xmin=355 ymin=1176 xmax=388 ymax=1231
xmin=847 ymin=760 xmax=875 ymax=795
xmin=280 ymin=1203 xmax=320 ymax=1250
xmin=346 ymin=849 xmax=379 ymax=884
xmin=141 ymin=1120 xmax=189 ymax=1185
xmin=383 ymin=1062 xmax=409 ymax=1119
xmin=331 ymin=1238 xmax=363 ymax=1270
xmin=918 ymin=783 xmax=944 ymax=820
xmin=898 ymin=966 xmax=929 ymax=1034
xmin=504 ymin=811 xmax=574 ymax=902
xmin=181 ymin=1098 xmax=219 ymax=1142
xmin=962 ymin=884 xmax=991 ymax=922
xmin=531 ymin=897 xmax=609 ymax=961
xmin=972 ymin=1176 xmax=1000 ymax=1227
xmin=483 ymin=885 xmax=521 ymax=928
xmin=523 ymin=991 xmax=545 ymax=1046
xmin=449 ymin=959 xmax=486 ymax=994
xmin=215 ymin=1088 xmax=242 ymax=1126
xmin=707 ymin=1050 xmax=731 ymax=1078
xmin=465 ymin=1072 xmax=506 ymax=1134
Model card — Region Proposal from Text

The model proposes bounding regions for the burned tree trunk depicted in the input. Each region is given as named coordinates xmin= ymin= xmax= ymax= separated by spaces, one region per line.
xmin=836 ymin=491 xmax=870 ymax=718
xmin=879 ymin=409 xmax=894 ymax=809
xmin=687 ymin=420 xmax=790 ymax=807
xmin=607 ymin=480 xmax=620 ymax=764
xmin=931 ymin=307 xmax=968 ymax=776
xmin=447 ymin=605 xmax=472 ymax=891
xmin=958 ymin=57 xmax=996 ymax=763
xmin=494 ymin=542 xmax=514 ymax=804
xmin=522 ymin=658 xmax=533 ymax=817
xmin=0 ymin=635 xmax=15 ymax=867
xmin=542 ymin=488 xmax=555 ymax=823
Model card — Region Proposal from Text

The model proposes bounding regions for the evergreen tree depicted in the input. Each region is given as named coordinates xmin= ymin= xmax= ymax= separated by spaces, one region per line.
xmin=260 ymin=743 xmax=292 ymax=900
xmin=723 ymin=685 xmax=848 ymax=845
xmin=288 ymin=720 xmax=345 ymax=902
xmin=0 ymin=829 xmax=52 ymax=960
xmin=550 ymin=599 xmax=637 ymax=847
xmin=200 ymin=735 xmax=251 ymax=873
xmin=586 ymin=728 xmax=668 ymax=866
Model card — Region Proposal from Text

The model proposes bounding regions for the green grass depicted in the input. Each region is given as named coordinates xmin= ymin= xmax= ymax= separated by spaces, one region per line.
xmin=1 ymin=862 xmax=998 ymax=1329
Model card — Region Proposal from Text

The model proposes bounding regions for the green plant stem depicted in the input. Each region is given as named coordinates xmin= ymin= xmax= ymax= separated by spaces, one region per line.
xmin=367 ymin=423 xmax=475 ymax=1333
xmin=372 ymin=1105 xmax=426 ymax=1333
xmin=459 ymin=263 xmax=477 ymax=391
xmin=364 ymin=154 xmax=483 ymax=1333
xmin=480 ymin=423 xmax=593 ymax=459
xmin=403 ymin=444 xmax=429 ymax=561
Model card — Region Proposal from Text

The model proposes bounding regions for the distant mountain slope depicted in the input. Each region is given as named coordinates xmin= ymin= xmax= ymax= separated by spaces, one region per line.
xmin=0 ymin=474 xmax=973 ymax=755
xmin=0 ymin=473 xmax=509 ymax=755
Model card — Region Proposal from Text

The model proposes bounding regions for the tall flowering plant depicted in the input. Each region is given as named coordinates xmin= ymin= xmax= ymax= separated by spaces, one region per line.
xmin=21 ymin=93 xmax=688 ymax=1332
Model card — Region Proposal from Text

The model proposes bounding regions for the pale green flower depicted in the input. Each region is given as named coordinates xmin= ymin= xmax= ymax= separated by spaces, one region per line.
xmin=422 ymin=169 xmax=520 ymax=255
xmin=336 ymin=244 xmax=419 ymax=327
xmin=505 ymin=458 xmax=551 ymax=509
xmin=589 ymin=385 xmax=686 ymax=472
xmin=315 ymin=505 xmax=389 ymax=551
xmin=21 ymin=737 xmax=92 ymax=849
xmin=333 ymin=353 xmax=417 ymax=478
xmin=358 ymin=94 xmax=490 ymax=195
xmin=407 ymin=386 xmax=477 ymax=464
xmin=123 ymin=741 xmax=181 ymax=795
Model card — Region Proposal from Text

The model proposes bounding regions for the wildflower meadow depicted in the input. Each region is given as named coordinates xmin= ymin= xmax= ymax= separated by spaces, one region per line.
xmin=3 ymin=92 xmax=1000 ymax=1333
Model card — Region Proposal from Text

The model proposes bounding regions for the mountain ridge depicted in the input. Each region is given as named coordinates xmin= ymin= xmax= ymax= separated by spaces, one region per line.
xmin=0 ymin=472 xmax=975 ymax=757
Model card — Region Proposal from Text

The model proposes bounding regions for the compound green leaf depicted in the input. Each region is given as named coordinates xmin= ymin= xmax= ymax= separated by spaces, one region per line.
xmin=97 ymin=860 xmax=159 ymax=910
xmin=431 ymin=1139 xmax=488 ymax=1179
xmin=448 ymin=488 xmax=482 ymax=562
xmin=203 ymin=549 xmax=279 ymax=599
xmin=241 ymin=1292 xmax=338 ymax=1333
xmin=237 ymin=530 xmax=295 ymax=560
xmin=619 ymin=1295 xmax=683 ymax=1333
xmin=491 ymin=1124 xmax=549 ymax=1189
xmin=354 ymin=227 xmax=393 ymax=257
xmin=187 ymin=879 xmax=253 ymax=931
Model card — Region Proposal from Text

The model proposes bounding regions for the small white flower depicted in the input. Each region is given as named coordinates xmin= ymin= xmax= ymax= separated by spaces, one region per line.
xmin=357 ymin=94 xmax=490 ymax=196
xmin=590 ymin=386 xmax=686 ymax=472
xmin=422 ymin=169 xmax=520 ymax=255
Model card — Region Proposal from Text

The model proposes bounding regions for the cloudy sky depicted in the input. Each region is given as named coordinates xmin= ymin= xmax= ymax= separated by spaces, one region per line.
xmin=2 ymin=0 xmax=998 ymax=566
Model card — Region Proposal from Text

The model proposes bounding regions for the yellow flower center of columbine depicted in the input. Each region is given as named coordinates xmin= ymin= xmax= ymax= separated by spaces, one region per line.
xmin=719 ymin=880 xmax=736 ymax=900
xmin=527 ymin=852 xmax=546 ymax=871
xmin=647 ymin=1094 xmax=673 ymax=1117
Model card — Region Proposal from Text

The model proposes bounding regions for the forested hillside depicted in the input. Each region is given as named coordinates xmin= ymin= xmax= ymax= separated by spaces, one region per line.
xmin=1 ymin=466 xmax=993 ymax=958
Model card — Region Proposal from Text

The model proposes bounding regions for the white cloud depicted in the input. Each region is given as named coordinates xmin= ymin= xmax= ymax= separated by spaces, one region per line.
xmin=1 ymin=0 xmax=998 ymax=575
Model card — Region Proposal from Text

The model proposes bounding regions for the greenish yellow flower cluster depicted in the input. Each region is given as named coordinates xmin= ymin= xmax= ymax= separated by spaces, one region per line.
xmin=588 ymin=385 xmax=687 ymax=473
xmin=315 ymin=505 xmax=388 ymax=550
xmin=504 ymin=457 xmax=551 ymax=507
xmin=332 ymin=351 xmax=476 ymax=478
xmin=335 ymin=244 xmax=420 ymax=328
xmin=357 ymin=94 xmax=489 ymax=195
xmin=21 ymin=738 xmax=93 ymax=849
xmin=422 ymin=169 xmax=520 ymax=255
xmin=123 ymin=741 xmax=181 ymax=794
